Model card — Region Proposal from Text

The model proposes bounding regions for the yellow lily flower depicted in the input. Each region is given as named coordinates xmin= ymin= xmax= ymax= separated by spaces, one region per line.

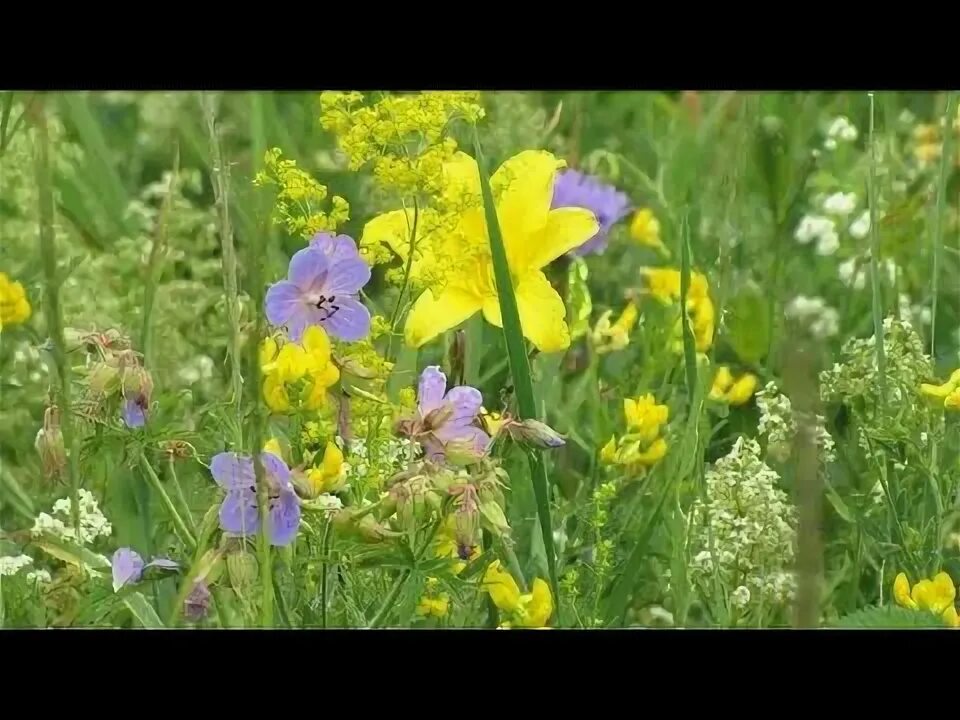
xmin=710 ymin=366 xmax=758 ymax=407
xmin=893 ymin=571 xmax=960 ymax=628
xmin=259 ymin=326 xmax=340 ymax=413
xmin=363 ymin=151 xmax=599 ymax=353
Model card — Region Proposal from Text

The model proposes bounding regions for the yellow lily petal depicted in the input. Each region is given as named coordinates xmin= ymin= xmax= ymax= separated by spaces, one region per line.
xmin=405 ymin=284 xmax=484 ymax=348
xmin=360 ymin=208 xmax=417 ymax=265
xmin=490 ymin=150 xmax=564 ymax=270
xmin=523 ymin=207 xmax=600 ymax=271
xmin=483 ymin=270 xmax=569 ymax=353
xmin=483 ymin=560 xmax=521 ymax=613
xmin=893 ymin=573 xmax=916 ymax=609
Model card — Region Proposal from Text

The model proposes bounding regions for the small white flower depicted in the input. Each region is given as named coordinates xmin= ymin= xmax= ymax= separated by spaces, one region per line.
xmin=0 ymin=554 xmax=33 ymax=576
xmin=26 ymin=569 xmax=52 ymax=584
xmin=816 ymin=230 xmax=840 ymax=256
xmin=849 ymin=210 xmax=870 ymax=239
xmin=731 ymin=585 xmax=752 ymax=609
xmin=822 ymin=192 xmax=857 ymax=217
xmin=824 ymin=138 xmax=838 ymax=151
xmin=827 ymin=116 xmax=858 ymax=142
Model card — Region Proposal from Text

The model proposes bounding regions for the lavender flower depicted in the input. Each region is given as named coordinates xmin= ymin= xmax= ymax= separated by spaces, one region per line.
xmin=210 ymin=451 xmax=301 ymax=546
xmin=264 ymin=232 xmax=371 ymax=343
xmin=122 ymin=396 xmax=147 ymax=428
xmin=183 ymin=581 xmax=212 ymax=621
xmin=413 ymin=366 xmax=490 ymax=463
xmin=551 ymin=169 xmax=631 ymax=256
xmin=111 ymin=548 xmax=179 ymax=592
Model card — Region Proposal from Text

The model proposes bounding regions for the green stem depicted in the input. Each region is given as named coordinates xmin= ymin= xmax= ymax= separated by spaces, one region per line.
xmin=867 ymin=92 xmax=887 ymax=410
xmin=138 ymin=453 xmax=197 ymax=551
xmin=166 ymin=458 xmax=196 ymax=534
xmin=320 ymin=519 xmax=332 ymax=628
xmin=367 ymin=520 xmax=439 ymax=628
xmin=385 ymin=197 xmax=419 ymax=364
xmin=472 ymin=132 xmax=560 ymax=620
xmin=33 ymin=97 xmax=82 ymax=543
xmin=930 ymin=92 xmax=956 ymax=363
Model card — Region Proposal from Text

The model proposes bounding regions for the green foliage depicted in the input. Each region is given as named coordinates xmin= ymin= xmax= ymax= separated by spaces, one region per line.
xmin=835 ymin=605 xmax=945 ymax=629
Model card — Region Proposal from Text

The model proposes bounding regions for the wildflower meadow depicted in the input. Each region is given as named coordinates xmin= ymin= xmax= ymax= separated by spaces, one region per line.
xmin=3 ymin=90 xmax=960 ymax=630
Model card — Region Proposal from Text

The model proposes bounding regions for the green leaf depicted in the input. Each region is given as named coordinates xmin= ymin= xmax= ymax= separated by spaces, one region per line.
xmin=566 ymin=258 xmax=592 ymax=341
xmin=725 ymin=281 xmax=771 ymax=364
xmin=472 ymin=133 xmax=559 ymax=615
xmin=123 ymin=592 xmax=166 ymax=628
xmin=835 ymin=605 xmax=945 ymax=629
xmin=33 ymin=536 xmax=111 ymax=574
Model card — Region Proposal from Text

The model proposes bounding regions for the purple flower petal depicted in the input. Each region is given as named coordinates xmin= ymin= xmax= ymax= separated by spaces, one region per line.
xmin=418 ymin=366 xmax=448 ymax=415
xmin=267 ymin=488 xmax=301 ymax=546
xmin=260 ymin=452 xmax=292 ymax=490
xmin=323 ymin=256 xmax=371 ymax=296
xmin=288 ymin=246 xmax=328 ymax=291
xmin=219 ymin=488 xmax=260 ymax=537
xmin=321 ymin=295 xmax=370 ymax=342
xmin=112 ymin=548 xmax=144 ymax=592
xmin=422 ymin=435 xmax=447 ymax=463
xmin=264 ymin=281 xmax=303 ymax=327
xmin=210 ymin=453 xmax=255 ymax=491
xmin=122 ymin=398 xmax=146 ymax=428
xmin=286 ymin=305 xmax=328 ymax=344
xmin=311 ymin=232 xmax=362 ymax=264
xmin=434 ymin=423 xmax=491 ymax=453
xmin=442 ymin=386 xmax=483 ymax=427
xmin=551 ymin=169 xmax=631 ymax=257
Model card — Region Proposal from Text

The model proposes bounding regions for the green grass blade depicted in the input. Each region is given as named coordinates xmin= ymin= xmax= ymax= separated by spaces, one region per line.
xmin=123 ymin=592 xmax=166 ymax=628
xmin=930 ymin=91 xmax=956 ymax=362
xmin=866 ymin=92 xmax=887 ymax=408
xmin=472 ymin=133 xmax=559 ymax=617
xmin=678 ymin=214 xmax=698 ymax=403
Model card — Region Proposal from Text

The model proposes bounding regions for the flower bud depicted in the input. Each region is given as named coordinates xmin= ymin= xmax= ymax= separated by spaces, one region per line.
xmin=479 ymin=497 xmax=510 ymax=536
xmin=183 ymin=581 xmax=212 ymax=622
xmin=35 ymin=405 xmax=66 ymax=482
xmin=444 ymin=437 xmax=487 ymax=466
xmin=506 ymin=419 xmax=566 ymax=450
xmin=87 ymin=361 xmax=121 ymax=396
xmin=225 ymin=551 xmax=259 ymax=593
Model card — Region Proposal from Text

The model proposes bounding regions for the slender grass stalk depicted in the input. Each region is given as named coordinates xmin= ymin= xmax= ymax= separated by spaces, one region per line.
xmin=140 ymin=145 xmax=180 ymax=368
xmin=471 ymin=132 xmax=560 ymax=617
xmin=319 ymin=519 xmax=332 ymax=628
xmin=678 ymin=215 xmax=698 ymax=404
xmin=246 ymin=91 xmax=274 ymax=627
xmin=930 ymin=92 xmax=956 ymax=361
xmin=166 ymin=457 xmax=196 ymax=534
xmin=138 ymin=453 xmax=197 ymax=551
xmin=866 ymin=93 xmax=887 ymax=408
xmin=33 ymin=96 xmax=82 ymax=541
xmin=385 ymin=198 xmax=419 ymax=364
xmin=367 ymin=520 xmax=440 ymax=628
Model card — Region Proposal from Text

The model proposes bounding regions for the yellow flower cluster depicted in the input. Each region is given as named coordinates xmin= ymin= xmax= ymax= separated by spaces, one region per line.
xmin=601 ymin=394 xmax=669 ymax=470
xmin=259 ymin=326 xmax=340 ymax=414
xmin=710 ymin=366 xmax=759 ymax=406
xmin=640 ymin=267 xmax=715 ymax=353
xmin=629 ymin=208 xmax=666 ymax=254
xmin=303 ymin=442 xmax=346 ymax=497
xmin=416 ymin=577 xmax=450 ymax=619
xmin=253 ymin=147 xmax=350 ymax=239
xmin=591 ymin=301 xmax=639 ymax=354
xmin=482 ymin=560 xmax=553 ymax=628
xmin=0 ymin=272 xmax=32 ymax=329
xmin=893 ymin=571 xmax=959 ymax=628
xmin=319 ymin=91 xmax=485 ymax=200
xmin=910 ymin=111 xmax=960 ymax=168
xmin=920 ymin=368 xmax=960 ymax=410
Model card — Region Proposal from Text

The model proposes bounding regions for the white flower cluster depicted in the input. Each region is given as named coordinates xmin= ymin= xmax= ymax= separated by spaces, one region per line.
xmin=822 ymin=191 xmax=857 ymax=218
xmin=898 ymin=293 xmax=932 ymax=328
xmin=795 ymin=214 xmax=839 ymax=256
xmin=838 ymin=255 xmax=898 ymax=290
xmin=824 ymin=115 xmax=858 ymax=150
xmin=848 ymin=210 xmax=870 ymax=240
xmin=31 ymin=489 xmax=113 ymax=545
xmin=345 ymin=437 xmax=414 ymax=486
xmin=178 ymin=355 xmax=215 ymax=385
xmin=688 ymin=437 xmax=798 ymax=610
xmin=756 ymin=382 xmax=836 ymax=465
xmin=26 ymin=569 xmax=52 ymax=584
xmin=785 ymin=295 xmax=840 ymax=339
xmin=0 ymin=554 xmax=33 ymax=576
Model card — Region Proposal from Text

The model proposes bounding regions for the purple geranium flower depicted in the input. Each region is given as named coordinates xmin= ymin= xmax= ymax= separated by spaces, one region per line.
xmin=264 ymin=232 xmax=371 ymax=343
xmin=122 ymin=395 xmax=147 ymax=428
xmin=415 ymin=366 xmax=490 ymax=463
xmin=210 ymin=451 xmax=301 ymax=546
xmin=111 ymin=548 xmax=180 ymax=592
xmin=551 ymin=168 xmax=631 ymax=257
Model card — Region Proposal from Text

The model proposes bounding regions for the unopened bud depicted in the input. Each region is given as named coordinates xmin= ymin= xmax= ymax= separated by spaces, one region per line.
xmin=444 ymin=437 xmax=488 ymax=466
xmin=479 ymin=498 xmax=511 ymax=536
xmin=35 ymin=406 xmax=66 ymax=482
xmin=225 ymin=551 xmax=259 ymax=592
xmin=447 ymin=330 xmax=466 ymax=386
xmin=87 ymin=362 xmax=120 ymax=396
xmin=183 ymin=581 xmax=212 ymax=622
xmin=507 ymin=419 xmax=566 ymax=450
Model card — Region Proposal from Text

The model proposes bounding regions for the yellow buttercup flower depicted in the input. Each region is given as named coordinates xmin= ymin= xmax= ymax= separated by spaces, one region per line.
xmin=710 ymin=366 xmax=758 ymax=407
xmin=591 ymin=301 xmax=639 ymax=354
xmin=629 ymin=208 xmax=666 ymax=253
xmin=640 ymin=267 xmax=715 ymax=352
xmin=0 ymin=272 xmax=32 ymax=329
xmin=372 ymin=150 xmax=599 ymax=353
xmin=893 ymin=571 xmax=960 ymax=628
xmin=482 ymin=560 xmax=553 ymax=628
xmin=259 ymin=326 xmax=340 ymax=414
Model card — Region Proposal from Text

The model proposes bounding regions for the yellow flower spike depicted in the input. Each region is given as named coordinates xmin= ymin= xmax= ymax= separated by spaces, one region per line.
xmin=306 ymin=441 xmax=346 ymax=495
xmin=634 ymin=437 xmax=668 ymax=466
xmin=640 ymin=267 xmax=682 ymax=304
xmin=629 ymin=208 xmax=665 ymax=252
xmin=403 ymin=150 xmax=599 ymax=353
xmin=726 ymin=374 xmax=758 ymax=406
xmin=0 ymin=272 xmax=32 ymax=328
xmin=623 ymin=394 xmax=669 ymax=444
xmin=263 ymin=375 xmax=292 ymax=413
xmin=482 ymin=560 xmax=522 ymax=613
xmin=710 ymin=366 xmax=735 ymax=400
xmin=516 ymin=578 xmax=554 ymax=628
xmin=893 ymin=573 xmax=917 ymax=609
xmin=614 ymin=301 xmax=639 ymax=334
